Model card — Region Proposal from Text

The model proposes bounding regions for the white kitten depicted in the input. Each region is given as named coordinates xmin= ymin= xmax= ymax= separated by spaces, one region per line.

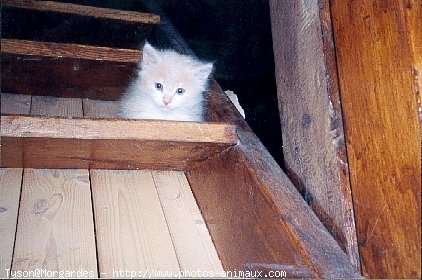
xmin=118 ymin=42 xmax=213 ymax=122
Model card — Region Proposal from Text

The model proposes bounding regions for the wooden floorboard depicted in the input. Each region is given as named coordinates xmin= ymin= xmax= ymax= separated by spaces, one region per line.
xmin=0 ymin=168 xmax=23 ymax=278
xmin=1 ymin=93 xmax=31 ymax=115
xmin=90 ymin=170 xmax=180 ymax=277
xmin=12 ymin=169 xmax=97 ymax=275
xmin=9 ymin=92 xmax=97 ymax=275
xmin=152 ymin=171 xmax=223 ymax=272
xmin=82 ymin=99 xmax=118 ymax=119
xmin=1 ymin=93 xmax=30 ymax=277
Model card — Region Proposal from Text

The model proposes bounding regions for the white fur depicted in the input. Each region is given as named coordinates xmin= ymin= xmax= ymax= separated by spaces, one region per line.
xmin=118 ymin=42 xmax=213 ymax=122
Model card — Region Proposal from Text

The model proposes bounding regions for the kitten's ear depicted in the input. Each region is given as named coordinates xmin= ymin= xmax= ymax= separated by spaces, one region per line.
xmin=141 ymin=42 xmax=160 ymax=66
xmin=192 ymin=62 xmax=213 ymax=81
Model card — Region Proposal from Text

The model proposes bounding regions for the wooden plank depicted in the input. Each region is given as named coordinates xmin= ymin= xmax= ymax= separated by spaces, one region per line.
xmin=82 ymin=99 xmax=118 ymax=119
xmin=405 ymin=0 xmax=422 ymax=122
xmin=9 ymin=82 xmax=97 ymax=275
xmin=3 ymin=0 xmax=160 ymax=24
xmin=31 ymin=96 xmax=83 ymax=118
xmin=268 ymin=0 xmax=359 ymax=269
xmin=331 ymin=1 xmax=421 ymax=278
xmin=12 ymin=169 xmax=97 ymax=276
xmin=1 ymin=40 xmax=139 ymax=100
xmin=1 ymin=40 xmax=140 ymax=62
xmin=0 ymin=115 xmax=236 ymax=170
xmin=2 ymin=0 xmax=159 ymax=49
xmin=90 ymin=170 xmax=180 ymax=276
xmin=0 ymin=168 xmax=23 ymax=278
xmin=151 ymin=171 xmax=223 ymax=272
xmin=187 ymin=142 xmax=360 ymax=278
xmin=1 ymin=93 xmax=31 ymax=115
xmin=0 ymin=92 xmax=29 ymax=276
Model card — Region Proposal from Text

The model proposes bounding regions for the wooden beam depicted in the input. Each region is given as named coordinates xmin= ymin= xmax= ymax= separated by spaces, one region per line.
xmin=268 ymin=0 xmax=359 ymax=269
xmin=1 ymin=39 xmax=140 ymax=62
xmin=0 ymin=115 xmax=237 ymax=170
xmin=331 ymin=0 xmax=421 ymax=278
xmin=1 ymin=39 xmax=138 ymax=100
xmin=3 ymin=0 xmax=160 ymax=24
xmin=187 ymin=138 xmax=361 ymax=278
xmin=2 ymin=0 xmax=159 ymax=49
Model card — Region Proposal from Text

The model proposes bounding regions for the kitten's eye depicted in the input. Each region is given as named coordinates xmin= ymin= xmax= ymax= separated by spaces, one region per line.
xmin=155 ymin=83 xmax=163 ymax=90
xmin=176 ymin=88 xmax=185 ymax=95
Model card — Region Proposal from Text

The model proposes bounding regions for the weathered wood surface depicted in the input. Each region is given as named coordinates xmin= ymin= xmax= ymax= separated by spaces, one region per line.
xmin=90 ymin=170 xmax=180 ymax=276
xmin=82 ymin=99 xmax=118 ymax=119
xmin=31 ymin=96 xmax=83 ymax=118
xmin=2 ymin=39 xmax=141 ymax=62
xmin=331 ymin=0 xmax=421 ymax=278
xmin=187 ymin=83 xmax=361 ymax=278
xmin=152 ymin=171 xmax=223 ymax=272
xmin=2 ymin=0 xmax=159 ymax=49
xmin=1 ymin=93 xmax=31 ymax=115
xmin=0 ymin=115 xmax=236 ymax=170
xmin=0 ymin=169 xmax=23 ymax=278
xmin=269 ymin=0 xmax=359 ymax=269
xmin=12 ymin=169 xmax=97 ymax=275
xmin=1 ymin=39 xmax=139 ymax=100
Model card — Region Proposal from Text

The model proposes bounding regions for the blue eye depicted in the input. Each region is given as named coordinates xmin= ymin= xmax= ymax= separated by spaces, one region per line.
xmin=176 ymin=88 xmax=185 ymax=95
xmin=155 ymin=83 xmax=163 ymax=90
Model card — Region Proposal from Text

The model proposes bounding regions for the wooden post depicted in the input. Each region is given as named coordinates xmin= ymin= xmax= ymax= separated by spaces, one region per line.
xmin=269 ymin=0 xmax=360 ymax=269
xmin=331 ymin=0 xmax=421 ymax=278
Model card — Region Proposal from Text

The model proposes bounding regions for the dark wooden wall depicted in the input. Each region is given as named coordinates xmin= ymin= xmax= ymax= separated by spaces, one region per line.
xmin=271 ymin=0 xmax=421 ymax=278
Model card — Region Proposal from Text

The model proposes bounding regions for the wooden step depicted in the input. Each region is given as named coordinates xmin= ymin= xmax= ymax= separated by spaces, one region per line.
xmin=2 ymin=0 xmax=159 ymax=49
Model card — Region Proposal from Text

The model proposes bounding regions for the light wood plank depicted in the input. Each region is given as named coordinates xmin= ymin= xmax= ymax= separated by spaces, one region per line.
xmin=1 ymin=93 xmax=31 ymax=115
xmin=90 ymin=170 xmax=180 ymax=277
xmin=30 ymin=96 xmax=83 ymax=117
xmin=83 ymin=99 xmax=118 ymax=119
xmin=152 ymin=171 xmax=223 ymax=272
xmin=12 ymin=169 xmax=97 ymax=275
xmin=0 ymin=168 xmax=23 ymax=278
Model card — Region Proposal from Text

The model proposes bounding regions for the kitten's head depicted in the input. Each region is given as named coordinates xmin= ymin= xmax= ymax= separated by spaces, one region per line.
xmin=138 ymin=42 xmax=213 ymax=111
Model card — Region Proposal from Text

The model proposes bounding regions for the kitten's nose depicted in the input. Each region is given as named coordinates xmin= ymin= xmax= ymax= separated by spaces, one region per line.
xmin=163 ymin=100 xmax=170 ymax=106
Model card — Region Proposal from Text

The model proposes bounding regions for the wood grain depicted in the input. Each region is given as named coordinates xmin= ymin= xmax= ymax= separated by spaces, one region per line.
xmin=1 ymin=40 xmax=141 ymax=62
xmin=187 ymin=143 xmax=360 ymax=278
xmin=90 ymin=170 xmax=180 ymax=276
xmin=12 ymin=169 xmax=97 ymax=275
xmin=269 ymin=0 xmax=359 ymax=268
xmin=3 ymin=0 xmax=160 ymax=24
xmin=1 ymin=93 xmax=31 ymax=115
xmin=152 ymin=171 xmax=223 ymax=272
xmin=1 ymin=40 xmax=138 ymax=100
xmin=0 ymin=168 xmax=23 ymax=278
xmin=82 ymin=99 xmax=118 ymax=119
xmin=31 ymin=96 xmax=83 ymax=118
xmin=0 ymin=115 xmax=236 ymax=170
xmin=0 ymin=93 xmax=29 ymax=277
xmin=1 ymin=115 xmax=236 ymax=143
xmin=331 ymin=0 xmax=421 ymax=278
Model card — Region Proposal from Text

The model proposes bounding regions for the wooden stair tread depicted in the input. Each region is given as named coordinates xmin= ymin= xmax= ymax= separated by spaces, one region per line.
xmin=3 ymin=0 xmax=160 ymax=24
